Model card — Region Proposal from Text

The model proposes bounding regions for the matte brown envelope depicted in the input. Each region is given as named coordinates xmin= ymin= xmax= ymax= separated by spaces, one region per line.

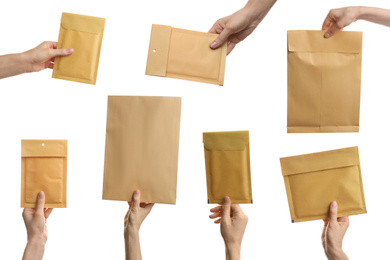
xmin=203 ymin=131 xmax=252 ymax=204
xmin=103 ymin=96 xmax=182 ymax=204
xmin=145 ymin=24 xmax=227 ymax=85
xmin=287 ymin=30 xmax=362 ymax=133
xmin=280 ymin=147 xmax=366 ymax=223
xmin=21 ymin=140 xmax=67 ymax=208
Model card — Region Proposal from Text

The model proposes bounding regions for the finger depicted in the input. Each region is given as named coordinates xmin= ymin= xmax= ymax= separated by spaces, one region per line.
xmin=210 ymin=29 xmax=231 ymax=49
xmin=48 ymin=63 xmax=54 ymax=69
xmin=128 ymin=201 xmax=133 ymax=207
xmin=338 ymin=216 xmax=349 ymax=223
xmin=209 ymin=212 xmax=222 ymax=219
xmin=226 ymin=42 xmax=237 ymax=55
xmin=132 ymin=190 xmax=141 ymax=209
xmin=210 ymin=206 xmax=223 ymax=213
xmin=322 ymin=13 xmax=332 ymax=31
xmin=324 ymin=23 xmax=339 ymax=38
xmin=329 ymin=201 xmax=338 ymax=225
xmin=49 ymin=48 xmax=73 ymax=58
xmin=45 ymin=208 xmax=53 ymax=219
xmin=214 ymin=218 xmax=221 ymax=224
xmin=35 ymin=191 xmax=45 ymax=213
xmin=231 ymin=203 xmax=243 ymax=216
xmin=144 ymin=203 xmax=154 ymax=212
xmin=221 ymin=196 xmax=231 ymax=221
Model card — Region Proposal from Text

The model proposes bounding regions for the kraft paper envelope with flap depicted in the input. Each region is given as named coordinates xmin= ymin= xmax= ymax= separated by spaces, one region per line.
xmin=287 ymin=30 xmax=362 ymax=133
xmin=103 ymin=96 xmax=182 ymax=204
xmin=145 ymin=24 xmax=227 ymax=85
xmin=52 ymin=12 xmax=105 ymax=85
xmin=203 ymin=131 xmax=252 ymax=204
xmin=280 ymin=147 xmax=366 ymax=223
xmin=21 ymin=140 xmax=67 ymax=208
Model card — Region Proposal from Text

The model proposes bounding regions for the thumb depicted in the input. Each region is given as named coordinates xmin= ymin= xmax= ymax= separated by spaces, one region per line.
xmin=132 ymin=190 xmax=141 ymax=209
xmin=221 ymin=196 xmax=231 ymax=221
xmin=210 ymin=29 xmax=231 ymax=49
xmin=36 ymin=191 xmax=45 ymax=213
xmin=329 ymin=201 xmax=338 ymax=225
xmin=49 ymin=48 xmax=73 ymax=58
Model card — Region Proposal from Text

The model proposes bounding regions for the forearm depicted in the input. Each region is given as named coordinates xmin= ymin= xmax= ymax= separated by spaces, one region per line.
xmin=22 ymin=238 xmax=45 ymax=260
xmin=225 ymin=242 xmax=241 ymax=260
xmin=357 ymin=7 xmax=390 ymax=27
xmin=0 ymin=53 xmax=28 ymax=79
xmin=124 ymin=228 xmax=142 ymax=260
xmin=244 ymin=0 xmax=277 ymax=23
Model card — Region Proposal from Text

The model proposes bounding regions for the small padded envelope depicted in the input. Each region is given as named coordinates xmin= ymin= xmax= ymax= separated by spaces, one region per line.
xmin=203 ymin=131 xmax=252 ymax=204
xmin=280 ymin=147 xmax=366 ymax=223
xmin=52 ymin=12 xmax=105 ymax=85
xmin=287 ymin=30 xmax=362 ymax=133
xmin=145 ymin=24 xmax=227 ymax=85
xmin=103 ymin=96 xmax=182 ymax=204
xmin=21 ymin=140 xmax=67 ymax=208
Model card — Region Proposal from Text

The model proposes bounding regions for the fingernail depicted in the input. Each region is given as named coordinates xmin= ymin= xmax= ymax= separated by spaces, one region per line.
xmin=38 ymin=191 xmax=44 ymax=198
xmin=324 ymin=33 xmax=330 ymax=38
xmin=331 ymin=201 xmax=337 ymax=208
xmin=67 ymin=48 xmax=73 ymax=54
xmin=135 ymin=190 xmax=140 ymax=195
xmin=210 ymin=41 xmax=217 ymax=48
xmin=224 ymin=196 xmax=229 ymax=203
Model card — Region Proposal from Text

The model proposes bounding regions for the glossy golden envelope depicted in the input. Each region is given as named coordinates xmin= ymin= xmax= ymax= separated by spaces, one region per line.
xmin=280 ymin=147 xmax=366 ymax=223
xmin=145 ymin=24 xmax=227 ymax=85
xmin=203 ymin=131 xmax=252 ymax=204
xmin=287 ymin=30 xmax=362 ymax=133
xmin=21 ymin=140 xmax=67 ymax=208
xmin=52 ymin=12 xmax=105 ymax=85
xmin=103 ymin=96 xmax=182 ymax=204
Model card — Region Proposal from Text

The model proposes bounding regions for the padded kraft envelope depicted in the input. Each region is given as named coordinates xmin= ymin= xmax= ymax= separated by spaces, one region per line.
xmin=103 ymin=96 xmax=182 ymax=204
xmin=203 ymin=131 xmax=252 ymax=204
xmin=145 ymin=24 xmax=227 ymax=85
xmin=280 ymin=147 xmax=366 ymax=223
xmin=52 ymin=12 xmax=105 ymax=85
xmin=287 ymin=30 xmax=362 ymax=133
xmin=21 ymin=140 xmax=67 ymax=208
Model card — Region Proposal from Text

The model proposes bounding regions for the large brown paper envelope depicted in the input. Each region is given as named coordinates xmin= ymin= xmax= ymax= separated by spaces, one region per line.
xmin=52 ymin=12 xmax=105 ymax=85
xmin=103 ymin=96 xmax=182 ymax=204
xmin=287 ymin=30 xmax=362 ymax=133
xmin=280 ymin=147 xmax=366 ymax=223
xmin=203 ymin=131 xmax=252 ymax=204
xmin=145 ymin=24 xmax=227 ymax=85
xmin=21 ymin=140 xmax=67 ymax=208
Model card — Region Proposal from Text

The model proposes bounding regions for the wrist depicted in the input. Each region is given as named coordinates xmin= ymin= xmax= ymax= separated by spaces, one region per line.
xmin=27 ymin=235 xmax=46 ymax=247
xmin=225 ymin=241 xmax=241 ymax=260
xmin=18 ymin=52 xmax=32 ymax=73
xmin=327 ymin=247 xmax=348 ymax=260
xmin=355 ymin=6 xmax=367 ymax=21
xmin=244 ymin=0 xmax=276 ymax=23
xmin=124 ymin=225 xmax=139 ymax=238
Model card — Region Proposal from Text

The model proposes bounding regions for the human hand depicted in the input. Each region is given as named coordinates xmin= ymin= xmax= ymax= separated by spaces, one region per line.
xmin=22 ymin=41 xmax=73 ymax=73
xmin=124 ymin=190 xmax=154 ymax=234
xmin=209 ymin=196 xmax=248 ymax=259
xmin=22 ymin=191 xmax=53 ymax=244
xmin=322 ymin=7 xmax=362 ymax=38
xmin=321 ymin=201 xmax=349 ymax=260
xmin=209 ymin=0 xmax=276 ymax=55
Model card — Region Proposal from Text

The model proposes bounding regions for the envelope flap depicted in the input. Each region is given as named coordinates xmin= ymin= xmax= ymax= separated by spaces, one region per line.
xmin=22 ymin=140 xmax=67 ymax=157
xmin=280 ymin=147 xmax=359 ymax=176
xmin=203 ymin=131 xmax=249 ymax=151
xmin=288 ymin=30 xmax=362 ymax=54
xmin=145 ymin=24 xmax=172 ymax=77
xmin=61 ymin=12 xmax=105 ymax=34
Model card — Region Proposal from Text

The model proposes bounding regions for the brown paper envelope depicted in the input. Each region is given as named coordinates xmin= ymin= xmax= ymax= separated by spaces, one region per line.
xmin=21 ymin=140 xmax=67 ymax=208
xmin=146 ymin=24 xmax=227 ymax=85
xmin=52 ymin=12 xmax=105 ymax=85
xmin=203 ymin=131 xmax=252 ymax=204
xmin=280 ymin=147 xmax=366 ymax=223
xmin=103 ymin=96 xmax=182 ymax=204
xmin=287 ymin=30 xmax=362 ymax=133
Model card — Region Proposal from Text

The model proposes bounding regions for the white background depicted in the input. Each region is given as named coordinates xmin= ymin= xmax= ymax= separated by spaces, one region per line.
xmin=0 ymin=0 xmax=390 ymax=259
